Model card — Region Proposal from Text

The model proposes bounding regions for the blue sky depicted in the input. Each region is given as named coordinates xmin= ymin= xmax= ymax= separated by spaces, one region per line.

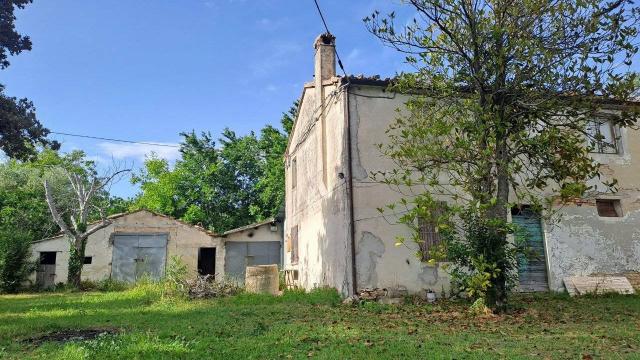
xmin=2 ymin=0 xmax=409 ymax=197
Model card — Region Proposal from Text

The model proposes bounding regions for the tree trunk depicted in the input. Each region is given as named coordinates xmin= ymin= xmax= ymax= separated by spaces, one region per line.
xmin=67 ymin=236 xmax=86 ymax=288
xmin=488 ymin=134 xmax=510 ymax=312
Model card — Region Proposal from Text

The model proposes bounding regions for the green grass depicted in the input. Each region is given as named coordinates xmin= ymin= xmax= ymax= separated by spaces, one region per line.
xmin=0 ymin=288 xmax=639 ymax=359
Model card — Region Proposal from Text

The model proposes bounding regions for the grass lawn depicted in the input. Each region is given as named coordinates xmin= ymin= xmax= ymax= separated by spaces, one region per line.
xmin=0 ymin=287 xmax=639 ymax=359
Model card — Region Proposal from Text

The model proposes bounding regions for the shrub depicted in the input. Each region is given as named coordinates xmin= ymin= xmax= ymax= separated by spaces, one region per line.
xmin=439 ymin=207 xmax=526 ymax=309
xmin=79 ymin=280 xmax=98 ymax=291
xmin=0 ymin=228 xmax=36 ymax=293
xmin=161 ymin=256 xmax=189 ymax=299
xmin=96 ymin=278 xmax=128 ymax=292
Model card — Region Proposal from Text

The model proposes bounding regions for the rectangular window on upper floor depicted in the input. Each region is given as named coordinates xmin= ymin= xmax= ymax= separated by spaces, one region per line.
xmin=291 ymin=158 xmax=297 ymax=189
xmin=586 ymin=118 xmax=619 ymax=154
xmin=290 ymin=225 xmax=299 ymax=264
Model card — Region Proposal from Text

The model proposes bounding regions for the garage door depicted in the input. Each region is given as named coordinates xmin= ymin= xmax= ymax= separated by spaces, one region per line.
xmin=111 ymin=234 xmax=168 ymax=283
xmin=225 ymin=241 xmax=281 ymax=283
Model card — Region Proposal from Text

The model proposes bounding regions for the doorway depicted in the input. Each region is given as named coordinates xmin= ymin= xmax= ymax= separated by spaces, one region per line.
xmin=512 ymin=206 xmax=548 ymax=291
xmin=37 ymin=251 xmax=57 ymax=288
xmin=198 ymin=247 xmax=216 ymax=276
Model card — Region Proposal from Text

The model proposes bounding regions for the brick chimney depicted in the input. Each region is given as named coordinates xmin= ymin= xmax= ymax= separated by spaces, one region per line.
xmin=314 ymin=33 xmax=336 ymax=85
xmin=313 ymin=33 xmax=335 ymax=189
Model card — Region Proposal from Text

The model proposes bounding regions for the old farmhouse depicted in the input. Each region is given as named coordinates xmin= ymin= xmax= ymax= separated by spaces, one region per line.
xmin=282 ymin=34 xmax=640 ymax=296
xmin=30 ymin=210 xmax=282 ymax=287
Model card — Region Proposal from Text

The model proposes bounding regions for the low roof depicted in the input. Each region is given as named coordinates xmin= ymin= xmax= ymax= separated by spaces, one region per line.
xmin=221 ymin=218 xmax=278 ymax=237
xmin=33 ymin=210 xmax=282 ymax=244
xmin=32 ymin=209 xmax=217 ymax=243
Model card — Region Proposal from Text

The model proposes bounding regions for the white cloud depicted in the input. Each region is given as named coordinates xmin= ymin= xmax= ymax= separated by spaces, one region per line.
xmin=347 ymin=48 xmax=362 ymax=63
xmin=98 ymin=142 xmax=181 ymax=163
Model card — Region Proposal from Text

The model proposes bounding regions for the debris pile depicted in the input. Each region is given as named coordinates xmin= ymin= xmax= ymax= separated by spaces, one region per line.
xmin=358 ymin=288 xmax=388 ymax=301
xmin=186 ymin=275 xmax=242 ymax=299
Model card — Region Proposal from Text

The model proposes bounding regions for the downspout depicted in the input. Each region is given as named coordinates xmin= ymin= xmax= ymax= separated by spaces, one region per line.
xmin=343 ymin=81 xmax=358 ymax=295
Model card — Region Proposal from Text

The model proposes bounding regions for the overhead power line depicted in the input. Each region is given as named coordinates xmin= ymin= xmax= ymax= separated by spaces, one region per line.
xmin=49 ymin=131 xmax=180 ymax=148
xmin=312 ymin=0 xmax=348 ymax=78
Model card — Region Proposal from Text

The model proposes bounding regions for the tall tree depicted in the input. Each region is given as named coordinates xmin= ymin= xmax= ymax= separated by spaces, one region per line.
xmin=0 ymin=1 xmax=59 ymax=160
xmin=44 ymin=151 xmax=129 ymax=287
xmin=252 ymin=102 xmax=297 ymax=219
xmin=366 ymin=0 xmax=639 ymax=309
xmin=0 ymin=152 xmax=61 ymax=292
xmin=133 ymin=102 xmax=297 ymax=233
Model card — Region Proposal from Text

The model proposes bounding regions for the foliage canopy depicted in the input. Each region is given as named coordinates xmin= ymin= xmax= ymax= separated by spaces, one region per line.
xmin=366 ymin=0 xmax=639 ymax=309
xmin=0 ymin=0 xmax=59 ymax=160
xmin=133 ymin=103 xmax=297 ymax=233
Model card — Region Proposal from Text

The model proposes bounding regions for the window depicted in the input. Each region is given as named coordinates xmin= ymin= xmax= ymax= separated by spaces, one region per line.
xmin=291 ymin=158 xmax=297 ymax=189
xmin=83 ymin=256 xmax=92 ymax=265
xmin=39 ymin=252 xmax=56 ymax=265
xmin=586 ymin=119 xmax=618 ymax=154
xmin=417 ymin=203 xmax=446 ymax=261
xmin=290 ymin=225 xmax=299 ymax=264
xmin=596 ymin=199 xmax=622 ymax=217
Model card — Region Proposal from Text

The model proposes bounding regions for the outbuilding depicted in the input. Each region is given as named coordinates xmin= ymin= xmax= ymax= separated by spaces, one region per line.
xmin=29 ymin=210 xmax=282 ymax=287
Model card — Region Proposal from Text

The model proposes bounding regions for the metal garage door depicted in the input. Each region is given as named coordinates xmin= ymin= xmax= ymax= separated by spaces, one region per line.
xmin=111 ymin=234 xmax=168 ymax=283
xmin=513 ymin=209 xmax=548 ymax=292
xmin=224 ymin=241 xmax=281 ymax=283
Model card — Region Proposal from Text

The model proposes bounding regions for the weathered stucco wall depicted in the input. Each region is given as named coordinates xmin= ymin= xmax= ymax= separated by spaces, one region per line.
xmin=348 ymin=86 xmax=451 ymax=295
xmin=284 ymin=80 xmax=353 ymax=295
xmin=29 ymin=210 xmax=223 ymax=284
xmin=544 ymin=125 xmax=640 ymax=291
xmin=349 ymin=85 xmax=640 ymax=294
xmin=29 ymin=223 xmax=116 ymax=284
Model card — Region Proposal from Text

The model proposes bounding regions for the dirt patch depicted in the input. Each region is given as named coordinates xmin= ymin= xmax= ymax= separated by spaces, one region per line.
xmin=23 ymin=328 xmax=119 ymax=345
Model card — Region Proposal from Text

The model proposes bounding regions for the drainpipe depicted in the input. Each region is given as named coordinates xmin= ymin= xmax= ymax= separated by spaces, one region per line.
xmin=343 ymin=81 xmax=358 ymax=296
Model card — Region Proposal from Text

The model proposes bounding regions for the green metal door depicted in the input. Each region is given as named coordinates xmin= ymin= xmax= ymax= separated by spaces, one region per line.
xmin=512 ymin=208 xmax=548 ymax=292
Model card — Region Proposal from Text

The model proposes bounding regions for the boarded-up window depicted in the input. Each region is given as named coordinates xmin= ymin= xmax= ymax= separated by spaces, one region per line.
xmin=291 ymin=225 xmax=299 ymax=264
xmin=596 ymin=199 xmax=622 ymax=217
xmin=586 ymin=119 xmax=618 ymax=154
xmin=418 ymin=203 xmax=446 ymax=261
xmin=291 ymin=158 xmax=297 ymax=189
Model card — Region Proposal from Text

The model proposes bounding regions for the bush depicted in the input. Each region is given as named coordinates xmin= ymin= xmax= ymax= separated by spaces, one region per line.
xmin=441 ymin=207 xmax=526 ymax=309
xmin=80 ymin=279 xmax=128 ymax=292
xmin=79 ymin=280 xmax=97 ymax=291
xmin=128 ymin=257 xmax=192 ymax=303
xmin=0 ymin=228 xmax=35 ymax=293
xmin=161 ymin=256 xmax=189 ymax=299
xmin=97 ymin=278 xmax=128 ymax=292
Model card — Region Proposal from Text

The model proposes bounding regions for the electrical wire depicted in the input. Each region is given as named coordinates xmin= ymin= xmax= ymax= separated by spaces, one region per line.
xmin=49 ymin=131 xmax=180 ymax=148
xmin=312 ymin=0 xmax=348 ymax=78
